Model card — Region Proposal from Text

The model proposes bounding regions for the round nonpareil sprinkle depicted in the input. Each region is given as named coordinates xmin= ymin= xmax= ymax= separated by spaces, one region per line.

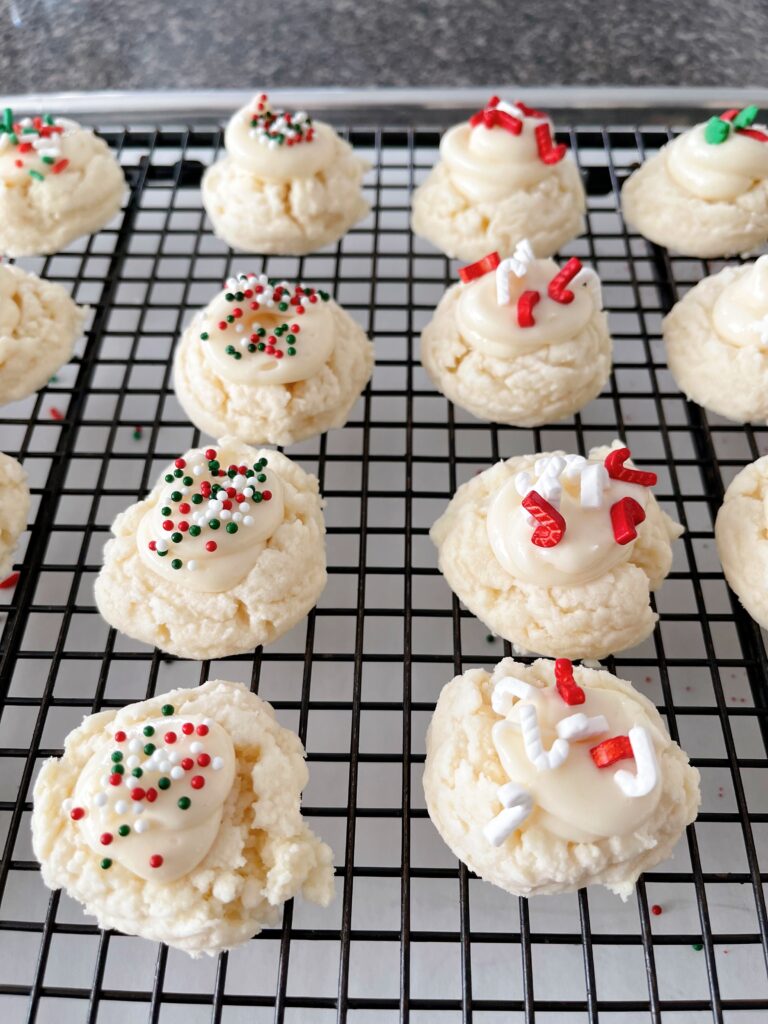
xmin=0 ymin=110 xmax=72 ymax=182
xmin=248 ymin=93 xmax=314 ymax=148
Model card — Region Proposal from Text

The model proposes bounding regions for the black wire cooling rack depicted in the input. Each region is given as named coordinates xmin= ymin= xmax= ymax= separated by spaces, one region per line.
xmin=1 ymin=107 xmax=768 ymax=1024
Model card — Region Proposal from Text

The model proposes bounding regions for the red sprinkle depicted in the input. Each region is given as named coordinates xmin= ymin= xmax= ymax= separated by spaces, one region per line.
xmin=458 ymin=250 xmax=500 ymax=283
xmin=0 ymin=572 xmax=20 ymax=589
xmin=516 ymin=289 xmax=541 ymax=327
xmin=720 ymin=109 xmax=739 ymax=122
xmin=162 ymin=519 xmax=173 ymax=531
xmin=149 ymin=854 xmax=163 ymax=869
xmin=590 ymin=735 xmax=633 ymax=768
xmin=114 ymin=730 xmax=127 ymax=743
xmin=521 ymin=490 xmax=566 ymax=548
xmin=148 ymin=540 xmax=157 ymax=551
xmin=174 ymin=458 xmax=186 ymax=469
xmin=736 ymin=127 xmax=768 ymax=143
xmin=100 ymin=833 xmax=113 ymax=846
xmin=535 ymin=121 xmax=567 ymax=164
xmin=178 ymin=503 xmax=191 ymax=514
xmin=515 ymin=99 xmax=547 ymax=119
xmin=181 ymin=757 xmax=194 ymax=770
xmin=178 ymin=521 xmax=189 ymax=532
xmin=196 ymin=724 xmax=209 ymax=736
xmin=262 ymin=490 xmax=272 ymax=501
xmin=109 ymin=773 xmax=122 ymax=786
xmin=49 ymin=407 xmax=64 ymax=421
xmin=70 ymin=807 xmax=86 ymax=820
xmin=164 ymin=731 xmax=177 ymax=744
xmin=190 ymin=775 xmax=205 ymax=790
xmin=651 ymin=904 xmax=663 ymax=916
xmin=554 ymin=659 xmax=586 ymax=705
xmin=610 ymin=496 xmax=646 ymax=545
xmin=205 ymin=448 xmax=217 ymax=460
xmin=604 ymin=447 xmax=658 ymax=487
xmin=197 ymin=753 xmax=211 ymax=767
xmin=145 ymin=787 xmax=158 ymax=803
xmin=130 ymin=787 xmax=146 ymax=801
xmin=547 ymin=257 xmax=582 ymax=304
xmin=181 ymin=722 xmax=194 ymax=735
xmin=205 ymin=541 xmax=217 ymax=552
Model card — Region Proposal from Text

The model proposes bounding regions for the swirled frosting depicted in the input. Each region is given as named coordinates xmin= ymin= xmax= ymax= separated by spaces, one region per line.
xmin=491 ymin=670 xmax=665 ymax=843
xmin=224 ymin=94 xmax=335 ymax=181
xmin=666 ymin=121 xmax=768 ymax=201
xmin=0 ymin=112 xmax=84 ymax=185
xmin=486 ymin=452 xmax=652 ymax=586
xmin=196 ymin=272 xmax=335 ymax=385
xmin=69 ymin=705 xmax=236 ymax=881
xmin=711 ymin=256 xmax=768 ymax=349
xmin=137 ymin=442 xmax=284 ymax=592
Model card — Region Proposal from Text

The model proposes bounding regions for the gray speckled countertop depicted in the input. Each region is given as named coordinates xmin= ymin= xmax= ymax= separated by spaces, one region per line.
xmin=2 ymin=0 xmax=768 ymax=93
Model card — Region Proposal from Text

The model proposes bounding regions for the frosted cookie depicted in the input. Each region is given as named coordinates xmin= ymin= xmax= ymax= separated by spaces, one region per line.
xmin=420 ymin=242 xmax=611 ymax=426
xmin=174 ymin=272 xmax=374 ymax=446
xmin=0 ymin=108 xmax=125 ymax=257
xmin=431 ymin=443 xmax=682 ymax=659
xmin=0 ymin=451 xmax=29 ymax=580
xmin=424 ymin=657 xmax=700 ymax=898
xmin=32 ymin=679 xmax=335 ymax=956
xmin=94 ymin=439 xmax=326 ymax=659
xmin=202 ymin=93 xmax=369 ymax=254
xmin=663 ymin=256 xmax=768 ymax=423
xmin=622 ymin=105 xmax=768 ymax=258
xmin=0 ymin=263 xmax=87 ymax=406
xmin=411 ymin=97 xmax=585 ymax=261
xmin=715 ymin=454 xmax=768 ymax=628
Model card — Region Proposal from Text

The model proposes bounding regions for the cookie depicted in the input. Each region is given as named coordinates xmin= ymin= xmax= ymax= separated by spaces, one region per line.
xmin=411 ymin=97 xmax=585 ymax=261
xmin=715 ymin=454 xmax=768 ymax=629
xmin=202 ymin=93 xmax=369 ymax=254
xmin=174 ymin=272 xmax=374 ymax=445
xmin=420 ymin=243 xmax=611 ymax=426
xmin=430 ymin=443 xmax=682 ymax=659
xmin=0 ymin=451 xmax=29 ymax=580
xmin=424 ymin=658 xmax=700 ymax=897
xmin=94 ymin=438 xmax=326 ymax=659
xmin=32 ymin=679 xmax=335 ymax=956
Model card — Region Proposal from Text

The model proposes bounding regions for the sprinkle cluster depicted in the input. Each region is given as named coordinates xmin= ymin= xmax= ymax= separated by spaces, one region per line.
xmin=705 ymin=105 xmax=768 ymax=145
xmin=0 ymin=108 xmax=70 ymax=181
xmin=468 ymin=96 xmax=566 ymax=164
xmin=199 ymin=273 xmax=330 ymax=362
xmin=148 ymin=447 xmax=273 ymax=572
xmin=248 ymin=93 xmax=314 ymax=148
xmin=64 ymin=704 xmax=224 ymax=872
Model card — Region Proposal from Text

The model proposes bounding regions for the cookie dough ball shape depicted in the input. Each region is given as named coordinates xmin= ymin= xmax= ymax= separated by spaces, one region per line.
xmin=715 ymin=454 xmax=768 ymax=629
xmin=430 ymin=443 xmax=682 ymax=660
xmin=202 ymin=93 xmax=370 ymax=255
xmin=0 ymin=451 xmax=29 ymax=579
xmin=94 ymin=438 xmax=326 ymax=659
xmin=174 ymin=273 xmax=374 ymax=446
xmin=0 ymin=109 xmax=125 ymax=258
xmin=411 ymin=97 xmax=585 ymax=261
xmin=424 ymin=658 xmax=700 ymax=898
xmin=0 ymin=264 xmax=87 ymax=406
xmin=622 ymin=106 xmax=768 ymax=258
xmin=32 ymin=679 xmax=335 ymax=956
xmin=420 ymin=244 xmax=611 ymax=426
xmin=663 ymin=257 xmax=768 ymax=423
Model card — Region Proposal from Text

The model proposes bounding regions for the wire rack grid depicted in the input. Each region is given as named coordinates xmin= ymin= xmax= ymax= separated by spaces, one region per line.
xmin=0 ymin=111 xmax=767 ymax=1024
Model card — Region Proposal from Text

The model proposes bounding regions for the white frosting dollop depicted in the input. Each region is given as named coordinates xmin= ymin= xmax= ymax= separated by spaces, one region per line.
xmin=72 ymin=712 xmax=236 ymax=882
xmin=486 ymin=453 xmax=651 ymax=586
xmin=666 ymin=121 xmax=768 ymax=201
xmin=712 ymin=256 xmax=768 ymax=349
xmin=224 ymin=95 xmax=334 ymax=181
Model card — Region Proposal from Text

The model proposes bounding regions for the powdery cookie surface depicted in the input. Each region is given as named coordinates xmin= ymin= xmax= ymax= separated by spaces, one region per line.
xmin=174 ymin=293 xmax=374 ymax=446
xmin=663 ymin=262 xmax=768 ymax=423
xmin=94 ymin=440 xmax=326 ymax=659
xmin=420 ymin=274 xmax=611 ymax=427
xmin=32 ymin=679 xmax=335 ymax=956
xmin=0 ymin=115 xmax=125 ymax=258
xmin=412 ymin=158 xmax=585 ymax=261
xmin=715 ymin=455 xmax=768 ymax=628
xmin=424 ymin=659 xmax=700 ymax=898
xmin=0 ymin=263 xmax=87 ymax=406
xmin=430 ymin=445 xmax=682 ymax=659
xmin=0 ymin=451 xmax=29 ymax=579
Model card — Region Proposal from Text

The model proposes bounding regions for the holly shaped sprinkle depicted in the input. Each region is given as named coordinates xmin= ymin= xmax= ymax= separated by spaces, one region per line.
xmin=705 ymin=105 xmax=767 ymax=145
xmin=0 ymin=108 xmax=70 ymax=181
xmin=604 ymin=447 xmax=658 ymax=487
xmin=554 ymin=659 xmax=586 ymax=706
xmin=521 ymin=490 xmax=567 ymax=547
xmin=199 ymin=273 xmax=329 ymax=362
xmin=458 ymin=251 xmax=500 ymax=283
xmin=248 ymin=93 xmax=314 ymax=148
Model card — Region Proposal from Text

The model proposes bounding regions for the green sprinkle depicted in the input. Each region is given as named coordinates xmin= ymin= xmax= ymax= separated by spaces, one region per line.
xmin=100 ymin=858 xmax=112 ymax=870
xmin=113 ymin=764 xmax=124 ymax=775
xmin=171 ymin=532 xmax=182 ymax=544
xmin=319 ymin=290 xmax=330 ymax=301
xmin=171 ymin=559 xmax=182 ymax=570
xmin=132 ymin=766 xmax=143 ymax=778
xmin=173 ymin=469 xmax=183 ymax=478
xmin=178 ymin=796 xmax=191 ymax=810
xmin=208 ymin=460 xmax=219 ymax=472
xmin=485 ymin=633 xmax=496 ymax=643
xmin=248 ymin=343 xmax=257 ymax=353
xmin=171 ymin=491 xmax=182 ymax=502
xmin=192 ymin=494 xmax=202 ymax=504
xmin=189 ymin=525 xmax=201 ymax=537
xmin=286 ymin=333 xmax=295 ymax=343
xmin=257 ymin=327 xmax=266 ymax=337
xmin=257 ymin=342 xmax=266 ymax=351
xmin=161 ymin=506 xmax=171 ymax=516
xmin=158 ymin=776 xmax=171 ymax=790
xmin=161 ymin=704 xmax=174 ymax=716
xmin=225 ymin=293 xmax=234 ymax=301
xmin=8 ymin=132 xmax=17 ymax=144
xmin=2 ymin=108 xmax=12 ymax=131
xmin=234 ymin=351 xmax=242 ymax=359
xmin=734 ymin=104 xmax=759 ymax=128
xmin=225 ymin=344 xmax=236 ymax=355
xmin=226 ymin=314 xmax=234 ymax=323
xmin=704 ymin=116 xmax=730 ymax=144
xmin=132 ymin=429 xmax=142 ymax=441
xmin=278 ymin=302 xmax=288 ymax=311
xmin=118 ymin=824 xmax=130 ymax=837
xmin=200 ymin=332 xmax=209 ymax=341
xmin=692 ymin=943 xmax=703 ymax=951
xmin=253 ymin=492 xmax=263 ymax=503
xmin=144 ymin=742 xmax=156 ymax=755
xmin=41 ymin=155 xmax=54 ymax=165
xmin=183 ymin=476 xmax=193 ymax=486
xmin=29 ymin=169 xmax=44 ymax=181
xmin=143 ymin=726 xmax=155 ymax=737
xmin=226 ymin=522 xmax=238 ymax=534
xmin=209 ymin=518 xmax=220 ymax=530
xmin=111 ymin=751 xmax=123 ymax=762
xmin=157 ymin=548 xmax=168 ymax=557
xmin=44 ymin=114 xmax=54 ymax=126
xmin=257 ymin=473 xmax=266 ymax=483
xmin=287 ymin=347 xmax=296 ymax=356
xmin=228 ymin=468 xmax=236 ymax=478
xmin=165 ymin=474 xmax=174 ymax=483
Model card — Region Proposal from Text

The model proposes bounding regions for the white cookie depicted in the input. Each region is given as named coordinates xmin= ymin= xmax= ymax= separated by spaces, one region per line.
xmin=32 ymin=679 xmax=335 ymax=956
xmin=0 ymin=112 xmax=125 ymax=257
xmin=430 ymin=444 xmax=682 ymax=660
xmin=174 ymin=274 xmax=374 ymax=446
xmin=420 ymin=249 xmax=611 ymax=426
xmin=411 ymin=99 xmax=585 ymax=260
xmin=0 ymin=451 xmax=29 ymax=579
xmin=94 ymin=438 xmax=326 ymax=659
xmin=715 ymin=455 xmax=768 ymax=628
xmin=622 ymin=113 xmax=768 ymax=258
xmin=0 ymin=263 xmax=87 ymax=406
xmin=424 ymin=659 xmax=700 ymax=898
xmin=202 ymin=95 xmax=369 ymax=254
xmin=663 ymin=258 xmax=768 ymax=423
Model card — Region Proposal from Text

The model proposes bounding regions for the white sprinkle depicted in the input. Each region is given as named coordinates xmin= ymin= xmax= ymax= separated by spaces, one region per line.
xmin=190 ymin=741 xmax=203 ymax=754
xmin=126 ymin=754 xmax=139 ymax=769
xmin=202 ymin=718 xmax=213 ymax=727
xmin=233 ymin=475 xmax=246 ymax=489
xmin=159 ymin=760 xmax=171 ymax=773
xmin=115 ymin=799 xmax=128 ymax=814
xmin=62 ymin=798 xmax=73 ymax=813
xmin=239 ymin=502 xmax=250 ymax=513
xmin=132 ymin=802 xmax=144 ymax=815
xmin=193 ymin=465 xmax=203 ymax=476
xmin=243 ymin=488 xmax=254 ymax=498
xmin=212 ymin=756 xmax=224 ymax=771
xmin=243 ymin=515 xmax=254 ymax=527
xmin=613 ymin=726 xmax=659 ymax=798
xmin=94 ymin=793 xmax=108 ymax=808
xmin=556 ymin=712 xmax=609 ymax=742
xmin=128 ymin=738 xmax=141 ymax=754
xmin=208 ymin=499 xmax=222 ymax=513
xmin=187 ymin=560 xmax=197 ymax=571
xmin=168 ymin=751 xmax=180 ymax=764
xmin=220 ymin=508 xmax=231 ymax=520
xmin=135 ymin=819 xmax=149 ymax=833
xmin=232 ymin=511 xmax=242 ymax=523
xmin=491 ymin=676 xmax=534 ymax=716
xmin=156 ymin=541 xmax=168 ymax=554
xmin=171 ymin=766 xmax=184 ymax=780
xmin=580 ymin=462 xmax=609 ymax=508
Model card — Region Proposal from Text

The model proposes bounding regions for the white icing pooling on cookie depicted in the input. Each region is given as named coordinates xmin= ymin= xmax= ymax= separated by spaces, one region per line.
xmin=71 ymin=712 xmax=236 ymax=882
xmin=224 ymin=96 xmax=335 ymax=181
xmin=0 ymin=265 xmax=21 ymax=335
xmin=486 ymin=453 xmax=650 ymax=586
xmin=666 ymin=121 xmax=768 ymax=201
xmin=197 ymin=273 xmax=335 ymax=386
xmin=489 ymin=673 xmax=665 ymax=844
xmin=712 ymin=257 xmax=768 ymax=349
xmin=136 ymin=444 xmax=284 ymax=593
xmin=440 ymin=103 xmax=557 ymax=202
xmin=455 ymin=256 xmax=601 ymax=357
